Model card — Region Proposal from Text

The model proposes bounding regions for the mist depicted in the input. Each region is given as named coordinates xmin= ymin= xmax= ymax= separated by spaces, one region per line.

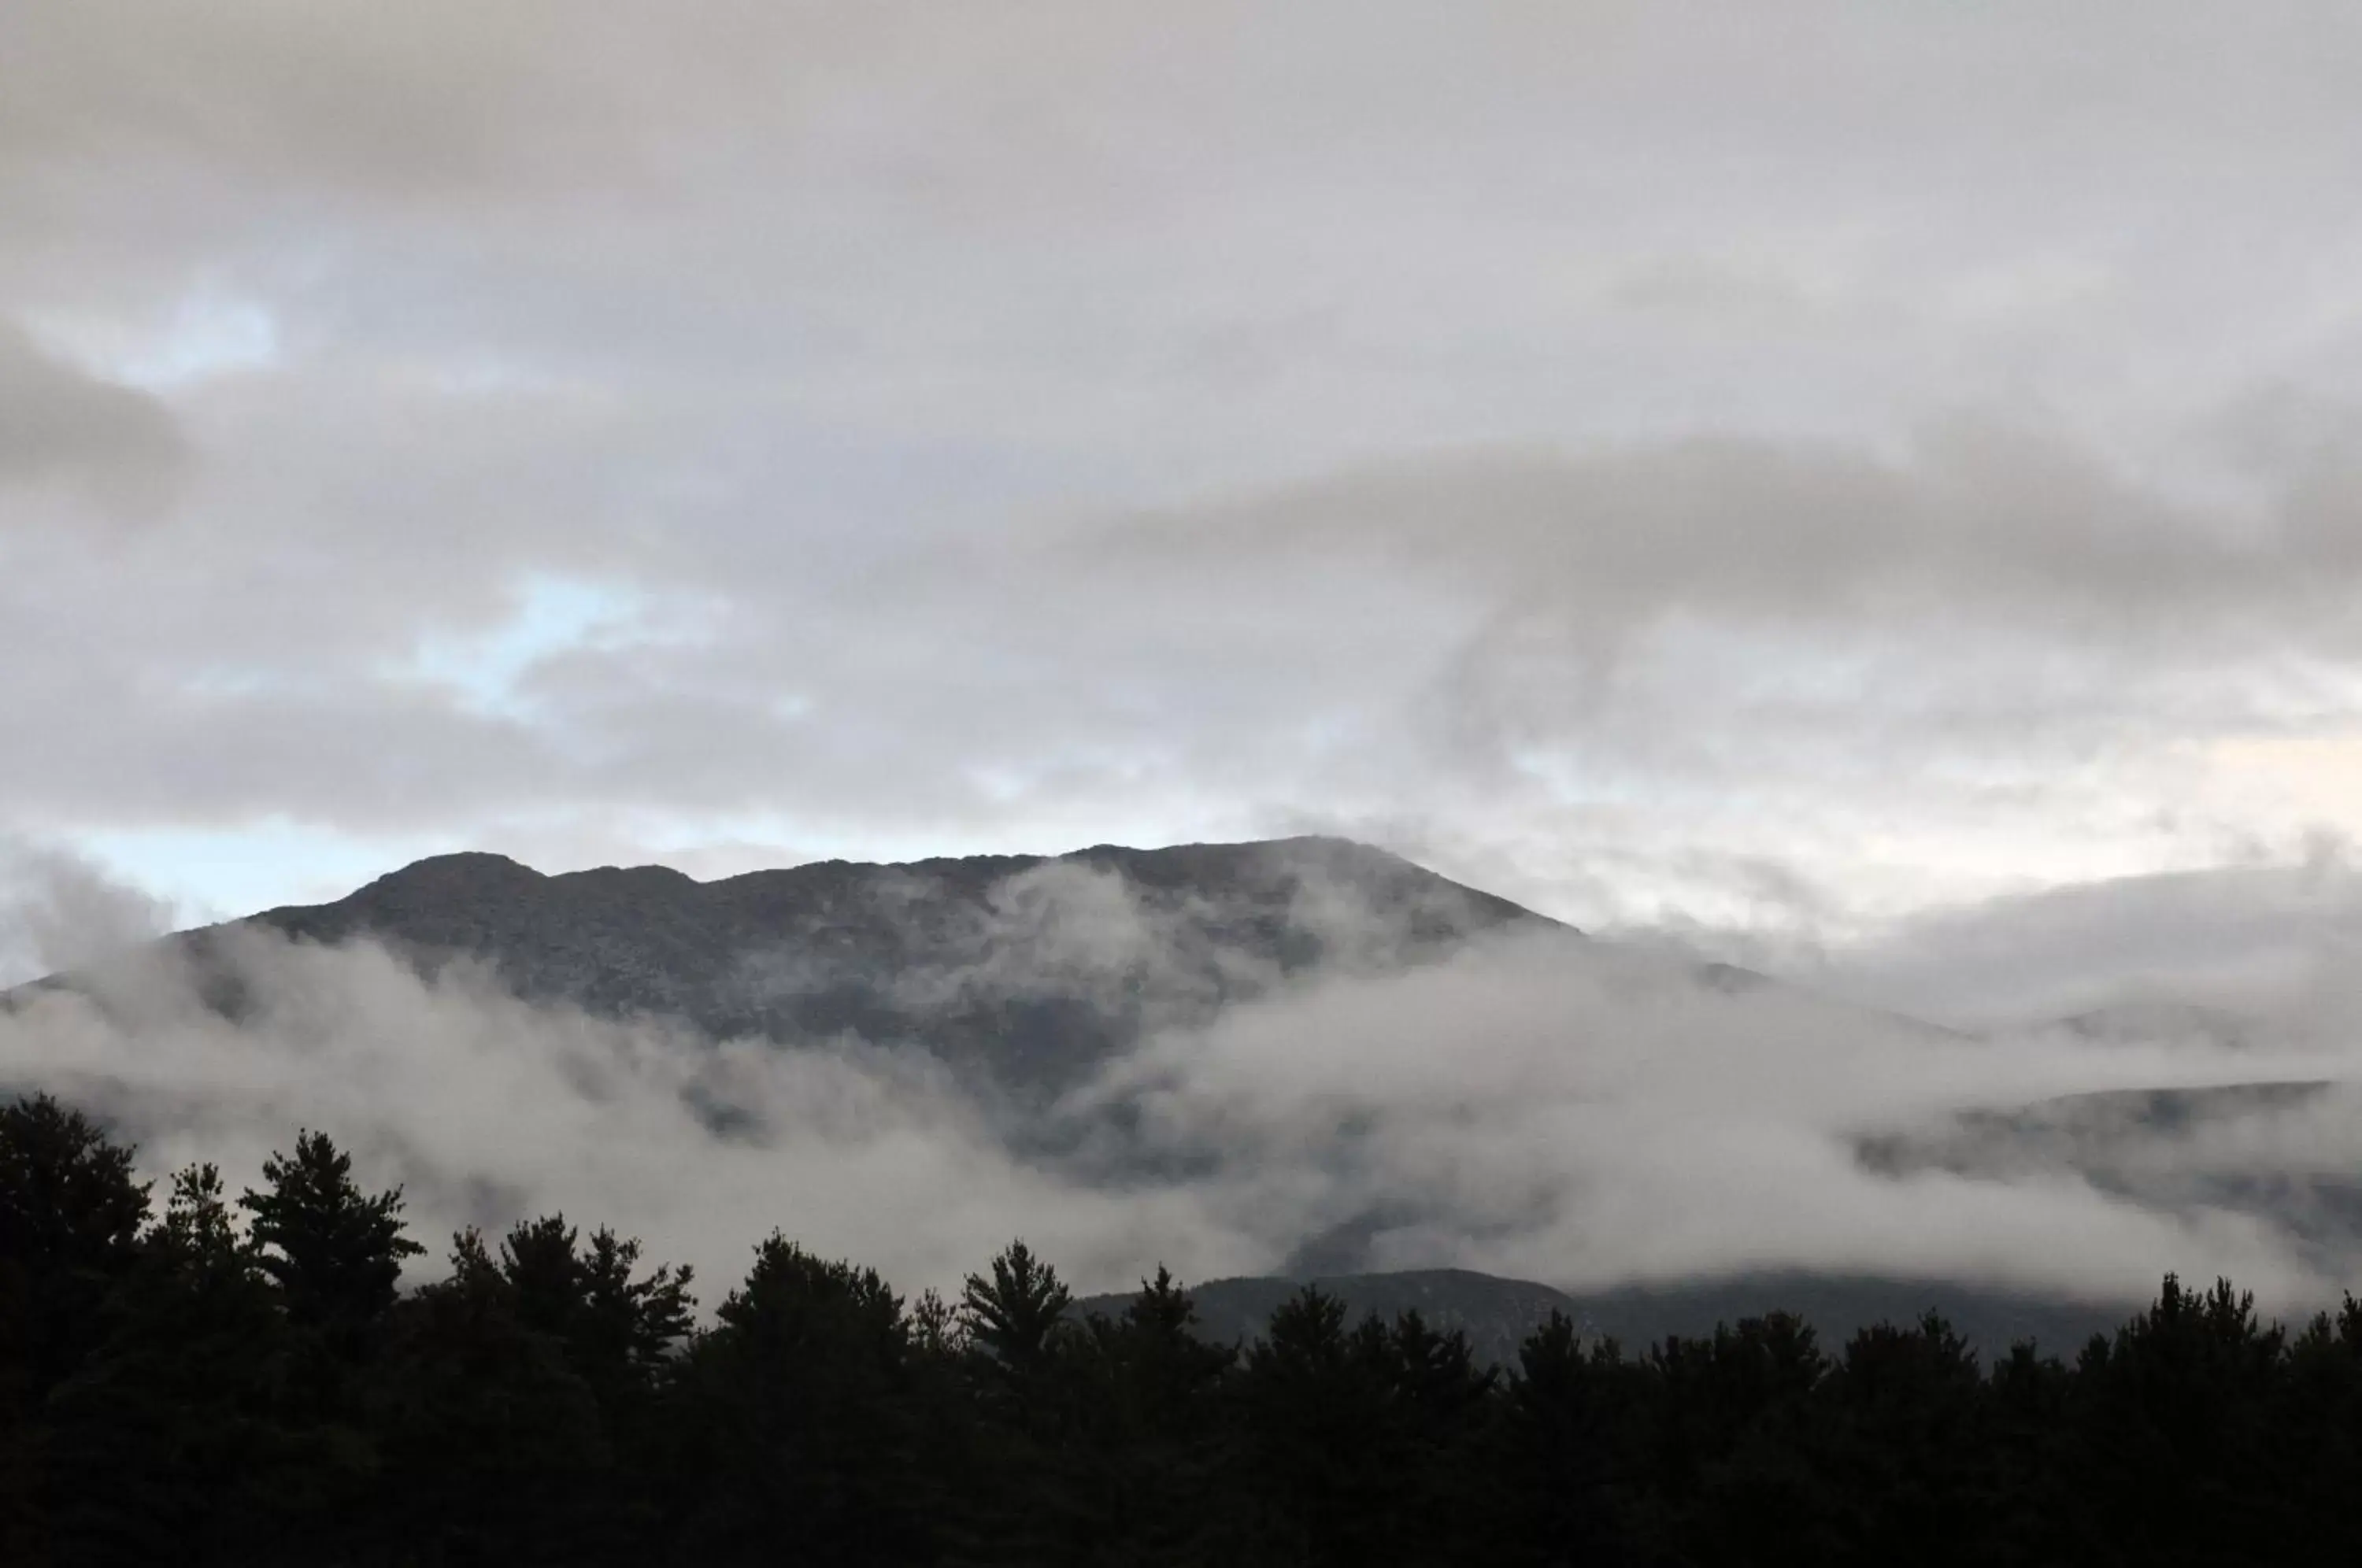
xmin=8 ymin=844 xmax=2358 ymax=1320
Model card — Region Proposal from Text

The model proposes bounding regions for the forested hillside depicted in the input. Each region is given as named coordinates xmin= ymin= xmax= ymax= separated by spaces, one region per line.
xmin=7 ymin=1093 xmax=2361 ymax=1566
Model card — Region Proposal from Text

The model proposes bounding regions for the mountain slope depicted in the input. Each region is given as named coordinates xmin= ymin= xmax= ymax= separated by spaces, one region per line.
xmin=1073 ymin=1267 xmax=2129 ymax=1367
xmin=175 ymin=835 xmax=1557 ymax=1091
xmin=1073 ymin=1269 xmax=1581 ymax=1366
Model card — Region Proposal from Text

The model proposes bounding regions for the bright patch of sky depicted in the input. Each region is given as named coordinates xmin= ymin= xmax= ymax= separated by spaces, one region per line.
xmin=72 ymin=820 xmax=465 ymax=926
xmin=35 ymin=289 xmax=282 ymax=391
xmin=383 ymin=576 xmax=688 ymax=723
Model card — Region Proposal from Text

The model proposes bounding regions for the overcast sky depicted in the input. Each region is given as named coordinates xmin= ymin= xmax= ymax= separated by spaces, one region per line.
xmin=8 ymin=2 xmax=2362 ymax=971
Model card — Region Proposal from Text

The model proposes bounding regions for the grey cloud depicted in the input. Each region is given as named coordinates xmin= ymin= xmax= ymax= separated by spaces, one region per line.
xmin=2 ymin=404 xmax=2352 ymax=955
xmin=1801 ymin=850 xmax=2362 ymax=1033
xmin=0 ymin=838 xmax=174 ymax=987
xmin=1 ymin=2 xmax=643 ymax=198
xmin=0 ymin=322 xmax=187 ymax=514
xmin=2 ymin=923 xmax=1257 ymax=1301
xmin=1068 ymin=927 xmax=2344 ymax=1307
xmin=5 ymin=2 xmax=2362 ymax=934
xmin=1055 ymin=428 xmax=2356 ymax=655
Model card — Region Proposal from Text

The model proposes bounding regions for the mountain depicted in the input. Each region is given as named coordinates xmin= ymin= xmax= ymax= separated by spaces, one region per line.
xmin=1860 ymin=1079 xmax=2362 ymax=1257
xmin=2054 ymin=1000 xmax=2271 ymax=1049
xmin=1073 ymin=1269 xmax=1582 ymax=1366
xmin=163 ymin=835 xmax=1557 ymax=1093
xmin=1074 ymin=1267 xmax=2127 ymax=1367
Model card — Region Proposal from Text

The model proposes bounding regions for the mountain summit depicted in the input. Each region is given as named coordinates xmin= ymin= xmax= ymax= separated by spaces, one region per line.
xmin=201 ymin=836 xmax=1557 ymax=1089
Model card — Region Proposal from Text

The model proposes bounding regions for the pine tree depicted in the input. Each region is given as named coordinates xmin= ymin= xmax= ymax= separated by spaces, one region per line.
xmin=36 ymin=1163 xmax=298 ymax=1564
xmin=1819 ymin=1314 xmax=1992 ymax=1566
xmin=499 ymin=1212 xmax=587 ymax=1339
xmin=960 ymin=1237 xmax=1074 ymax=1391
xmin=2067 ymin=1274 xmax=2293 ymax=1564
xmin=951 ymin=1240 xmax=1096 ymax=1562
xmin=229 ymin=1129 xmax=424 ymax=1559
xmin=374 ymin=1227 xmax=610 ymax=1566
xmin=2275 ymin=1295 xmax=2362 ymax=1566
xmin=0 ymin=1094 xmax=154 ymax=1562
xmin=1642 ymin=1313 xmax=1834 ymax=1562
xmin=237 ymin=1129 xmax=424 ymax=1335
xmin=568 ymin=1222 xmax=696 ymax=1403
xmin=0 ymin=1094 xmax=151 ymax=1400
xmin=1235 ymin=1287 xmax=1401 ymax=1567
xmin=1503 ymin=1312 xmax=1632 ymax=1565
xmin=1984 ymin=1337 xmax=2072 ymax=1559
xmin=669 ymin=1234 xmax=931 ymax=1566
xmin=1068 ymin=1267 xmax=1238 ymax=1562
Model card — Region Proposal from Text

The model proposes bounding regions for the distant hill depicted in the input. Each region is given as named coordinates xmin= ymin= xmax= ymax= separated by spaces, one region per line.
xmin=2054 ymin=1000 xmax=2271 ymax=1049
xmin=1860 ymin=1079 xmax=2362 ymax=1256
xmin=1073 ymin=1267 xmax=2133 ymax=1367
xmin=136 ymin=836 xmax=1557 ymax=1093
xmin=1074 ymin=1269 xmax=1583 ymax=1368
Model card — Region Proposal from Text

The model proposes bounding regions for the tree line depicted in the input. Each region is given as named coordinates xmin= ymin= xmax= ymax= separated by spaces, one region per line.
xmin=6 ymin=1091 xmax=2361 ymax=1566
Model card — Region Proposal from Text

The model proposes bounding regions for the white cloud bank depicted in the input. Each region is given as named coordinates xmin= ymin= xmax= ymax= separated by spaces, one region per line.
xmin=9 ymin=846 xmax=2360 ymax=1318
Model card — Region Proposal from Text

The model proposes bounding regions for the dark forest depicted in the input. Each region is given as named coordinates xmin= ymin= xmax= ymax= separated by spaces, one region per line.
xmin=6 ymin=1093 xmax=2358 ymax=1566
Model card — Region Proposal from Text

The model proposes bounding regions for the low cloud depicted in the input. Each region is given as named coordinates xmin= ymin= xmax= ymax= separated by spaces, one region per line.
xmin=1801 ymin=848 xmax=2362 ymax=1030
xmin=0 ymin=837 xmax=174 ymax=987
xmin=1073 ymin=929 xmax=2346 ymax=1307
xmin=8 ymin=847 xmax=2357 ymax=1320
xmin=2 ymin=925 xmax=1257 ymax=1302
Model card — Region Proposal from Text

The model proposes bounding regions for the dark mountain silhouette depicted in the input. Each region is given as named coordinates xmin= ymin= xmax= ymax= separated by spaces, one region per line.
xmin=1072 ymin=1269 xmax=1580 ymax=1366
xmin=1073 ymin=1267 xmax=2129 ymax=1367
xmin=171 ymin=835 xmax=1556 ymax=1092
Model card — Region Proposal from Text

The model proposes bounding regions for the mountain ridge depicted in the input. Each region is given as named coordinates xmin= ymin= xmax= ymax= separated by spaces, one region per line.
xmin=150 ymin=834 xmax=1564 ymax=1092
xmin=1072 ymin=1265 xmax=2133 ymax=1369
